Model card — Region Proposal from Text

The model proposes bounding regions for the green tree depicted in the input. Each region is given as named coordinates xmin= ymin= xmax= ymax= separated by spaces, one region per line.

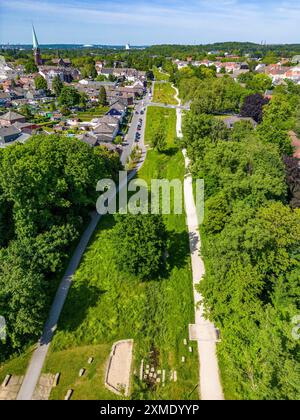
xmin=34 ymin=75 xmax=48 ymax=91
xmin=112 ymin=213 xmax=167 ymax=279
xmin=247 ymin=73 xmax=273 ymax=93
xmin=98 ymin=86 xmax=107 ymax=106
xmin=52 ymin=75 xmax=64 ymax=97
xmin=257 ymin=94 xmax=294 ymax=154
xmin=19 ymin=104 xmax=33 ymax=120
xmin=79 ymin=92 xmax=88 ymax=109
xmin=81 ymin=63 xmax=97 ymax=79
xmin=24 ymin=61 xmax=38 ymax=74
xmin=58 ymin=86 xmax=81 ymax=108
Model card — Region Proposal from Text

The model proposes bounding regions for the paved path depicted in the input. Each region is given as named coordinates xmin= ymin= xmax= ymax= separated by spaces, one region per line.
xmin=17 ymin=99 xmax=148 ymax=401
xmin=174 ymin=86 xmax=224 ymax=400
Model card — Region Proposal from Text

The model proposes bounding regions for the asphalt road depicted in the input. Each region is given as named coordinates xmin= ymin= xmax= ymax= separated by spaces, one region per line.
xmin=121 ymin=87 xmax=153 ymax=166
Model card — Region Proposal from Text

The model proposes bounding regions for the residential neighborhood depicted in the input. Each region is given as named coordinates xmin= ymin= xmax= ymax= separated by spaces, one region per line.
xmin=0 ymin=0 xmax=300 ymax=405
xmin=0 ymin=27 xmax=148 ymax=161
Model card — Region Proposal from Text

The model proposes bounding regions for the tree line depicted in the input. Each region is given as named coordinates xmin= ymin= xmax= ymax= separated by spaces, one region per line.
xmin=181 ymin=74 xmax=300 ymax=399
xmin=0 ymin=135 xmax=121 ymax=360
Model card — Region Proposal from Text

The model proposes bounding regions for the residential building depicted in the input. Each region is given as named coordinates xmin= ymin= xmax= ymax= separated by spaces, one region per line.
xmin=52 ymin=58 xmax=71 ymax=67
xmin=0 ymin=125 xmax=21 ymax=144
xmin=0 ymin=56 xmax=17 ymax=80
xmin=223 ymin=116 xmax=257 ymax=129
xmin=284 ymin=66 xmax=300 ymax=83
xmin=39 ymin=66 xmax=80 ymax=86
xmin=107 ymin=101 xmax=127 ymax=121
xmin=0 ymin=111 xmax=26 ymax=126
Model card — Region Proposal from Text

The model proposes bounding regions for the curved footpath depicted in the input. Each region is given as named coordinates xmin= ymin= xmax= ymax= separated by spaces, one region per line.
xmin=17 ymin=107 xmax=147 ymax=401
xmin=174 ymin=85 xmax=224 ymax=400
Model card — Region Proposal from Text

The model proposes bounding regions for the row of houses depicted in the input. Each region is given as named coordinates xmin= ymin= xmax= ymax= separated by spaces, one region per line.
xmin=173 ymin=58 xmax=249 ymax=74
xmin=0 ymin=98 xmax=127 ymax=149
xmin=75 ymin=79 xmax=145 ymax=106
xmin=256 ymin=63 xmax=300 ymax=84
xmin=76 ymin=100 xmax=127 ymax=150
xmin=39 ymin=66 xmax=80 ymax=86
xmin=96 ymin=64 xmax=146 ymax=82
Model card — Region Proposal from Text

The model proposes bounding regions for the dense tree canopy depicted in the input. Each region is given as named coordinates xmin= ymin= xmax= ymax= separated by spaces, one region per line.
xmin=0 ymin=135 xmax=122 ymax=359
xmin=191 ymin=77 xmax=248 ymax=114
xmin=113 ymin=214 xmax=167 ymax=279
xmin=52 ymin=75 xmax=64 ymax=97
xmin=182 ymin=102 xmax=300 ymax=399
xmin=240 ymin=93 xmax=269 ymax=123
xmin=34 ymin=75 xmax=48 ymax=91
xmin=24 ymin=61 xmax=38 ymax=74
xmin=58 ymin=86 xmax=81 ymax=108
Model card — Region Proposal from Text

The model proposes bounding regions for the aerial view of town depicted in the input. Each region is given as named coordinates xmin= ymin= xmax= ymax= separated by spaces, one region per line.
xmin=0 ymin=0 xmax=299 ymax=406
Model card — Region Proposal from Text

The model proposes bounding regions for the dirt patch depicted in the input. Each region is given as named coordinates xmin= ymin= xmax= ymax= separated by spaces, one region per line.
xmin=0 ymin=375 xmax=24 ymax=400
xmin=32 ymin=374 xmax=56 ymax=400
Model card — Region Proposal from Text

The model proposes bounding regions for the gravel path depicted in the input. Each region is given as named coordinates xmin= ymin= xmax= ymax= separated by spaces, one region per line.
xmin=175 ymin=86 xmax=224 ymax=400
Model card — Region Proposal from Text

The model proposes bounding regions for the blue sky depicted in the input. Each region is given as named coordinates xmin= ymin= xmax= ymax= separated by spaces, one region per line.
xmin=0 ymin=0 xmax=299 ymax=45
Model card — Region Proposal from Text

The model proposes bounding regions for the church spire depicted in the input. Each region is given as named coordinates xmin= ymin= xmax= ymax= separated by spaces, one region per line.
xmin=31 ymin=24 xmax=43 ymax=66
xmin=32 ymin=24 xmax=39 ymax=50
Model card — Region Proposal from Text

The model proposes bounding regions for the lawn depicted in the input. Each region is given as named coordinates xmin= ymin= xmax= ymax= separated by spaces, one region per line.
xmin=153 ymin=82 xmax=178 ymax=106
xmin=45 ymin=344 xmax=123 ymax=400
xmin=153 ymin=67 xmax=170 ymax=82
xmin=74 ymin=106 xmax=109 ymax=121
xmin=40 ymin=106 xmax=199 ymax=400
xmin=145 ymin=107 xmax=177 ymax=147
xmin=0 ymin=346 xmax=35 ymax=384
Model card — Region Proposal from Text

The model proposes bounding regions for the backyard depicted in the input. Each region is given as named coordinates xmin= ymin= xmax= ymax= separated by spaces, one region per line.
xmin=73 ymin=106 xmax=109 ymax=121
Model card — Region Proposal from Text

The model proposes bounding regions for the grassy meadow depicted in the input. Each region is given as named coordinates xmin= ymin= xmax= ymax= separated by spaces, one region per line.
xmin=153 ymin=67 xmax=170 ymax=82
xmin=153 ymin=82 xmax=178 ymax=106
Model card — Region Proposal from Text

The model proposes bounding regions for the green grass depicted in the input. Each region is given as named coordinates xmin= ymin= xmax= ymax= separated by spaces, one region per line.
xmin=41 ymin=105 xmax=198 ymax=400
xmin=153 ymin=82 xmax=178 ymax=106
xmin=145 ymin=107 xmax=177 ymax=147
xmin=0 ymin=346 xmax=35 ymax=384
xmin=74 ymin=106 xmax=109 ymax=121
xmin=45 ymin=344 xmax=123 ymax=400
xmin=153 ymin=67 xmax=170 ymax=82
